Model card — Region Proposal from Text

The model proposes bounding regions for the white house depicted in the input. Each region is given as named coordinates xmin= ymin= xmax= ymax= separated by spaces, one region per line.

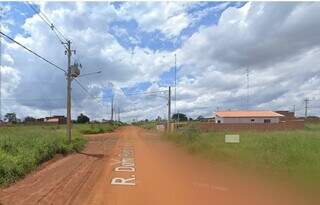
xmin=215 ymin=111 xmax=284 ymax=124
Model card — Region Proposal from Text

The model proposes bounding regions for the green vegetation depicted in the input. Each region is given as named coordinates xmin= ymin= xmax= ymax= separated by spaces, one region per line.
xmin=133 ymin=121 xmax=157 ymax=130
xmin=77 ymin=122 xmax=123 ymax=134
xmin=164 ymin=123 xmax=320 ymax=191
xmin=0 ymin=123 xmax=121 ymax=187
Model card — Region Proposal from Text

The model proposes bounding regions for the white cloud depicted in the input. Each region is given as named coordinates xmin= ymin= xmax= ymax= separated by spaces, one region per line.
xmin=118 ymin=2 xmax=192 ymax=38
xmin=177 ymin=2 xmax=320 ymax=117
xmin=1 ymin=2 xmax=175 ymax=121
xmin=2 ymin=2 xmax=320 ymax=121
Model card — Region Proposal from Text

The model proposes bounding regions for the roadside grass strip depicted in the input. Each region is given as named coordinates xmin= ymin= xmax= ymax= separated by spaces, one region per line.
xmin=0 ymin=123 xmax=121 ymax=187
xmin=164 ymin=123 xmax=320 ymax=193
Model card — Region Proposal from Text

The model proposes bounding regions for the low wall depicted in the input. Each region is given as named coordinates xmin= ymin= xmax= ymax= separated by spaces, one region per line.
xmin=177 ymin=120 xmax=305 ymax=132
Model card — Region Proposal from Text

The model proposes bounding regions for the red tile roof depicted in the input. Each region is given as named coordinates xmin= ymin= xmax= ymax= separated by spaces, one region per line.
xmin=216 ymin=111 xmax=284 ymax=118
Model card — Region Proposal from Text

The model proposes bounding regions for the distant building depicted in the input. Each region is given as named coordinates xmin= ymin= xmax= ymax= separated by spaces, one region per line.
xmin=200 ymin=117 xmax=215 ymax=122
xmin=275 ymin=110 xmax=295 ymax=121
xmin=215 ymin=111 xmax=284 ymax=124
xmin=44 ymin=115 xmax=67 ymax=124
xmin=37 ymin=118 xmax=45 ymax=123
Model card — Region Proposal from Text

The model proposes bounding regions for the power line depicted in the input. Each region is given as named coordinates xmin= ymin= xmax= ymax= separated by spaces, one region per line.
xmin=123 ymin=90 xmax=168 ymax=96
xmin=26 ymin=2 xmax=51 ymax=27
xmin=0 ymin=31 xmax=66 ymax=73
xmin=26 ymin=2 xmax=69 ymax=41
xmin=1 ymin=96 xmax=105 ymax=102
xmin=73 ymin=78 xmax=107 ymax=107
xmin=26 ymin=2 xmax=68 ymax=48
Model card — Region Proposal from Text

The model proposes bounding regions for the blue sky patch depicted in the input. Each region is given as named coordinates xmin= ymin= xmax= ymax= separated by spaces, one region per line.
xmin=121 ymin=81 xmax=152 ymax=96
xmin=158 ymin=66 xmax=180 ymax=87
xmin=107 ymin=2 xmax=246 ymax=52
xmin=1 ymin=2 xmax=34 ymax=37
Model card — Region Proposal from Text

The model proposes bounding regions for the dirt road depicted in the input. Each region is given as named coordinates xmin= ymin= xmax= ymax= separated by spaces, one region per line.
xmin=0 ymin=126 xmax=308 ymax=205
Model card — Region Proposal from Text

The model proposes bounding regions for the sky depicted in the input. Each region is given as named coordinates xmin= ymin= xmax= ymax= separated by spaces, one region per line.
xmin=0 ymin=1 xmax=320 ymax=121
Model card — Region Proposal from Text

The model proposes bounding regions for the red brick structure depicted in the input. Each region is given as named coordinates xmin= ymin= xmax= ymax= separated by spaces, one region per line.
xmin=192 ymin=120 xmax=305 ymax=132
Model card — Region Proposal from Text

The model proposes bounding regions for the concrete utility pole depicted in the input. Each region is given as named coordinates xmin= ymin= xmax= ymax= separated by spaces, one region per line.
xmin=0 ymin=8 xmax=3 ymax=123
xmin=110 ymin=95 xmax=114 ymax=121
xmin=304 ymin=98 xmax=309 ymax=119
xmin=118 ymin=106 xmax=120 ymax=122
xmin=174 ymin=53 xmax=177 ymax=117
xmin=167 ymin=86 xmax=171 ymax=132
xmin=66 ymin=40 xmax=72 ymax=143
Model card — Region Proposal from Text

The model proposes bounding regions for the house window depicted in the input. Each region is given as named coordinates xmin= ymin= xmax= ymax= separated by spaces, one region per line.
xmin=264 ymin=119 xmax=271 ymax=123
xmin=217 ymin=120 xmax=221 ymax=123
xmin=251 ymin=119 xmax=255 ymax=122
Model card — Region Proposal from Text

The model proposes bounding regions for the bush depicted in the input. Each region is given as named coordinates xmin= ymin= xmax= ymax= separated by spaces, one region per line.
xmin=77 ymin=123 xmax=120 ymax=134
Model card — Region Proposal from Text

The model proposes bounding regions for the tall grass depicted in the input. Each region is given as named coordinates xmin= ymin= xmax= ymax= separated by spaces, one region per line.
xmin=76 ymin=122 xmax=123 ymax=134
xmin=134 ymin=121 xmax=157 ymax=130
xmin=0 ymin=123 xmax=121 ymax=186
xmin=165 ymin=123 xmax=320 ymax=191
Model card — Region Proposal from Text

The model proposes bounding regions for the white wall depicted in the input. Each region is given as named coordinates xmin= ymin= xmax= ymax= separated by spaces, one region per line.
xmin=215 ymin=117 xmax=280 ymax=124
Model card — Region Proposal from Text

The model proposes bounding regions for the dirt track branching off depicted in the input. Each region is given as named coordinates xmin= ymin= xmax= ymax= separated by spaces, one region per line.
xmin=0 ymin=123 xmax=120 ymax=187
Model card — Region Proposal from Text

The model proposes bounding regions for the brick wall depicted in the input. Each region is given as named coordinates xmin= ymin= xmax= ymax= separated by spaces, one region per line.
xmin=175 ymin=120 xmax=305 ymax=132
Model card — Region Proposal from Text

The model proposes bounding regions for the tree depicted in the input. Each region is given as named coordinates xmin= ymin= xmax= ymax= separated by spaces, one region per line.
xmin=4 ymin=113 xmax=17 ymax=123
xmin=172 ymin=113 xmax=188 ymax=121
xmin=196 ymin=115 xmax=204 ymax=121
xmin=156 ymin=116 xmax=162 ymax=122
xmin=24 ymin=116 xmax=36 ymax=123
xmin=77 ymin=113 xmax=90 ymax=123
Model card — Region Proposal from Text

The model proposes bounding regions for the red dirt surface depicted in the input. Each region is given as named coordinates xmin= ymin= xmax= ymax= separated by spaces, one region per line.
xmin=0 ymin=126 xmax=311 ymax=205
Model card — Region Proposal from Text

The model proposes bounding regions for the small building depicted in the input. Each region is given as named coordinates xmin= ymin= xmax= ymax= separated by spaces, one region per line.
xmin=275 ymin=110 xmax=295 ymax=122
xmin=44 ymin=115 xmax=67 ymax=124
xmin=215 ymin=111 xmax=284 ymax=124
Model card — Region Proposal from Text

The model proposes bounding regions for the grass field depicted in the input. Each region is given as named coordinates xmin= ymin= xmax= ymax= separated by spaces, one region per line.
xmin=164 ymin=123 xmax=320 ymax=191
xmin=77 ymin=121 xmax=123 ymax=134
xmin=0 ymin=123 xmax=120 ymax=187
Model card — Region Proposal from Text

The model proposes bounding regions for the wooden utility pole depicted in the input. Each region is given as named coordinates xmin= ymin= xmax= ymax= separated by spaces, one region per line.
xmin=167 ymin=86 xmax=171 ymax=132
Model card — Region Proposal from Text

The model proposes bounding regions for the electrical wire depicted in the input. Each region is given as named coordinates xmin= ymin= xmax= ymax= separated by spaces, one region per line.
xmin=26 ymin=2 xmax=68 ymax=49
xmin=0 ymin=31 xmax=66 ymax=74
xmin=73 ymin=78 xmax=107 ymax=109
xmin=122 ymin=90 xmax=168 ymax=96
